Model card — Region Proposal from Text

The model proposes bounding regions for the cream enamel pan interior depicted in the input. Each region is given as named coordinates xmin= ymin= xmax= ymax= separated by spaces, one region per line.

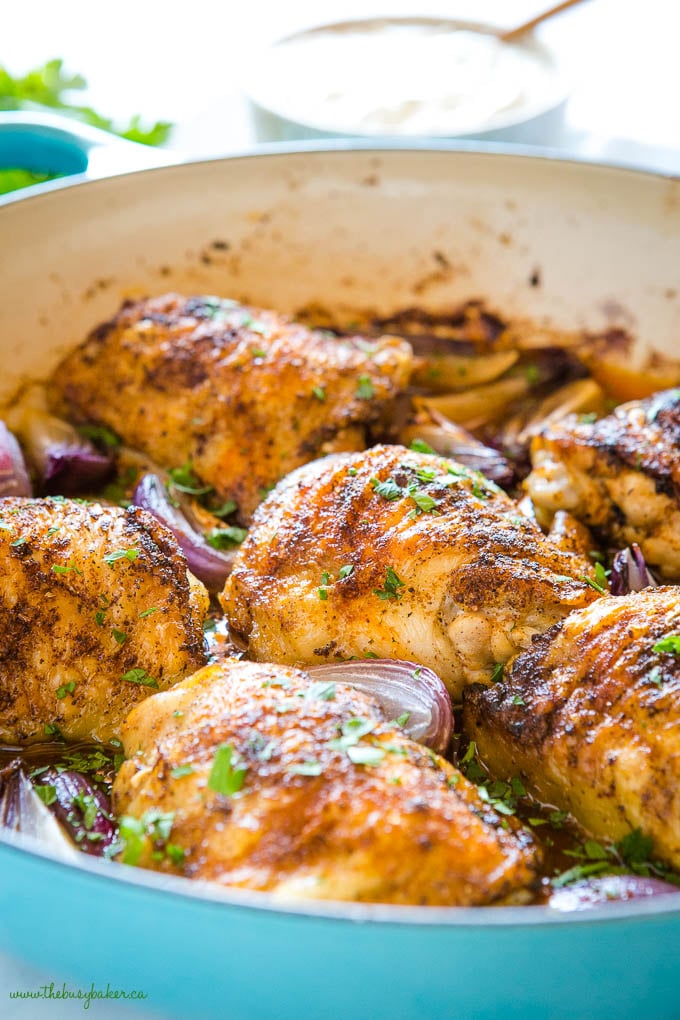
xmin=1 ymin=144 xmax=680 ymax=1020
xmin=1 ymin=146 xmax=679 ymax=403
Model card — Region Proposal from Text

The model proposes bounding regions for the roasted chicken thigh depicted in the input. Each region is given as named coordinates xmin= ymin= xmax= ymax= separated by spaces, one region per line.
xmin=113 ymin=659 xmax=538 ymax=905
xmin=527 ymin=388 xmax=680 ymax=579
xmin=50 ymin=294 xmax=413 ymax=522
xmin=0 ymin=498 xmax=208 ymax=744
xmin=464 ymin=587 xmax=680 ymax=869
xmin=221 ymin=445 xmax=600 ymax=698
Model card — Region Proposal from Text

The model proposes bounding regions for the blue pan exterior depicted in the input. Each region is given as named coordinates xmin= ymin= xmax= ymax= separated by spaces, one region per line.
xmin=1 ymin=835 xmax=679 ymax=1019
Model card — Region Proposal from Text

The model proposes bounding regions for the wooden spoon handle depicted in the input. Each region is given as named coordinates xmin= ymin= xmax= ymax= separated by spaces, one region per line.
xmin=501 ymin=0 xmax=588 ymax=43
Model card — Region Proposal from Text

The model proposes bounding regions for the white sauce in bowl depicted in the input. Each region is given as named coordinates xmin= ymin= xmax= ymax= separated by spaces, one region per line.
xmin=244 ymin=18 xmax=565 ymax=138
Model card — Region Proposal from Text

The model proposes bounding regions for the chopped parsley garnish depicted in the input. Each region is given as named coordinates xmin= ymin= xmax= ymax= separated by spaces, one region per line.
xmin=524 ymin=363 xmax=540 ymax=384
xmin=206 ymin=526 xmax=248 ymax=549
xmin=118 ymin=810 xmax=176 ymax=866
xmin=72 ymin=791 xmax=99 ymax=831
xmin=166 ymin=844 xmax=186 ymax=866
xmin=646 ymin=667 xmax=664 ymax=688
xmin=171 ymin=764 xmax=194 ymax=779
xmin=288 ymin=760 xmax=324 ymax=777
xmin=407 ymin=485 xmax=439 ymax=515
xmin=312 ymin=386 xmax=326 ymax=402
xmin=56 ymin=681 xmax=76 ymax=700
xmin=356 ymin=375 xmax=375 ymax=400
xmin=347 ymin=745 xmax=385 ymax=766
xmin=52 ymin=562 xmax=83 ymax=576
xmin=338 ymin=564 xmax=354 ymax=579
xmin=104 ymin=548 xmax=139 ymax=566
xmin=211 ymin=499 xmax=238 ymax=519
xmin=208 ymin=742 xmax=247 ymax=796
xmin=94 ymin=610 xmax=106 ymax=627
xmin=112 ymin=629 xmax=127 ymax=645
xmin=44 ymin=722 xmax=62 ymax=738
xmin=373 ymin=566 xmax=405 ymax=601
xmin=306 ymin=681 xmax=337 ymax=702
xmin=202 ymin=617 xmax=217 ymax=633
xmin=409 ymin=438 xmax=435 ymax=454
xmin=318 ymin=587 xmax=329 ymax=601
xmin=581 ymin=573 xmax=608 ymax=595
xmin=653 ymin=634 xmax=680 ymax=655
xmin=552 ymin=826 xmax=680 ymax=888
xmin=329 ymin=716 xmax=376 ymax=751
xmin=395 ymin=711 xmax=410 ymax=727
xmin=490 ymin=662 xmax=504 ymax=683
xmin=35 ymin=784 xmax=57 ymax=806
xmin=10 ymin=536 xmax=27 ymax=547
xmin=251 ymin=347 xmax=267 ymax=358
xmin=120 ymin=668 xmax=158 ymax=689
xmin=511 ymin=694 xmax=526 ymax=706
xmin=77 ymin=423 xmax=121 ymax=449
xmin=46 ymin=526 xmax=60 ymax=537
xmin=371 ymin=476 xmax=402 ymax=501
xmin=138 ymin=607 xmax=158 ymax=619
xmin=168 ymin=462 xmax=213 ymax=496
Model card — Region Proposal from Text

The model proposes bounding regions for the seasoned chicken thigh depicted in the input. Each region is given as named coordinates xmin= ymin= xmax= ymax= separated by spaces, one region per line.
xmin=464 ymin=587 xmax=680 ymax=869
xmin=527 ymin=388 xmax=680 ymax=579
xmin=0 ymin=498 xmax=208 ymax=744
xmin=50 ymin=294 xmax=413 ymax=522
xmin=113 ymin=660 xmax=538 ymax=905
xmin=221 ymin=445 xmax=600 ymax=699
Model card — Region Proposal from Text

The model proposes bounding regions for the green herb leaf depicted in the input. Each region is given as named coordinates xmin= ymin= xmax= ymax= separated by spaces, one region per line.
xmin=306 ymin=681 xmax=337 ymax=702
xmin=356 ymin=375 xmax=375 ymax=400
xmin=347 ymin=745 xmax=385 ymax=766
xmin=288 ymin=760 xmax=324 ymax=776
xmin=338 ymin=564 xmax=354 ymax=579
xmin=171 ymin=764 xmax=194 ymax=779
xmin=56 ymin=681 xmax=76 ymax=700
xmin=120 ymin=668 xmax=158 ymax=689
xmin=77 ymin=423 xmax=121 ymax=449
xmin=104 ymin=548 xmax=139 ymax=566
xmin=373 ymin=566 xmax=405 ymax=601
xmin=206 ymin=525 xmax=248 ymax=549
xmin=35 ymin=784 xmax=57 ymax=806
xmin=138 ymin=607 xmax=158 ymax=619
xmin=395 ymin=711 xmax=410 ymax=727
xmin=312 ymin=386 xmax=326 ymax=402
xmin=409 ymin=438 xmax=435 ymax=454
xmin=653 ymin=634 xmax=680 ymax=655
xmin=168 ymin=462 xmax=213 ymax=496
xmin=208 ymin=742 xmax=247 ymax=796
xmin=166 ymin=843 xmax=186 ymax=866
xmin=370 ymin=476 xmax=402 ymax=501
xmin=112 ymin=628 xmax=127 ymax=645
xmin=580 ymin=574 xmax=608 ymax=595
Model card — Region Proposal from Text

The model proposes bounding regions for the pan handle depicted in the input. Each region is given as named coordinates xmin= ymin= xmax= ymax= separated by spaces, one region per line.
xmin=0 ymin=111 xmax=179 ymax=196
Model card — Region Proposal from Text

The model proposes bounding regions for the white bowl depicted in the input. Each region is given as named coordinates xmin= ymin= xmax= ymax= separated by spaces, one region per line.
xmin=239 ymin=16 xmax=569 ymax=144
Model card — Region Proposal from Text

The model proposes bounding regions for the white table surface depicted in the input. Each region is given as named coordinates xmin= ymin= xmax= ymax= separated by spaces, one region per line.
xmin=1 ymin=1 xmax=679 ymax=1015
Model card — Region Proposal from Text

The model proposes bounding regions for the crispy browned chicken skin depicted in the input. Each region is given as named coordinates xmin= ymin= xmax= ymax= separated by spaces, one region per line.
xmin=0 ymin=498 xmax=208 ymax=744
xmin=221 ymin=445 xmax=600 ymax=699
xmin=464 ymin=587 xmax=680 ymax=868
xmin=50 ymin=294 xmax=413 ymax=522
xmin=527 ymin=389 xmax=680 ymax=579
xmin=113 ymin=660 xmax=538 ymax=905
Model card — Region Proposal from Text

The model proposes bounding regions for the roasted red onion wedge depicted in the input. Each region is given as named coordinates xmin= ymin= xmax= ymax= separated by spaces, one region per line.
xmin=35 ymin=768 xmax=116 ymax=856
xmin=133 ymin=473 xmax=239 ymax=592
xmin=549 ymin=875 xmax=680 ymax=911
xmin=399 ymin=413 xmax=515 ymax=488
xmin=610 ymin=544 xmax=658 ymax=596
xmin=24 ymin=416 xmax=114 ymax=495
xmin=0 ymin=760 xmax=76 ymax=859
xmin=0 ymin=421 xmax=32 ymax=497
xmin=307 ymin=659 xmax=453 ymax=755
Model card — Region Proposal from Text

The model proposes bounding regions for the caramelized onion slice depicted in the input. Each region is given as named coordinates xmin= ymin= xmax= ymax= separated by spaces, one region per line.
xmin=0 ymin=421 xmax=32 ymax=497
xmin=610 ymin=544 xmax=657 ymax=596
xmin=307 ymin=659 xmax=453 ymax=755
xmin=549 ymin=875 xmax=680 ymax=911
xmin=399 ymin=413 xmax=514 ymax=488
xmin=133 ymin=473 xmax=239 ymax=592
